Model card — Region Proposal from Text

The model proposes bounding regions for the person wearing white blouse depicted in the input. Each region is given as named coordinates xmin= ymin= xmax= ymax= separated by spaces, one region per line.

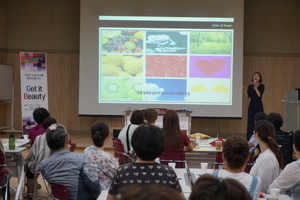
xmin=268 ymin=130 xmax=300 ymax=200
xmin=249 ymin=120 xmax=285 ymax=193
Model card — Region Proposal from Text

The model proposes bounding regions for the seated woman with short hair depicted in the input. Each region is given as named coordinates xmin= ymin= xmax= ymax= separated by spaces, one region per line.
xmin=40 ymin=124 xmax=101 ymax=200
xmin=212 ymin=136 xmax=261 ymax=200
xmin=189 ymin=174 xmax=252 ymax=200
xmin=106 ymin=125 xmax=184 ymax=200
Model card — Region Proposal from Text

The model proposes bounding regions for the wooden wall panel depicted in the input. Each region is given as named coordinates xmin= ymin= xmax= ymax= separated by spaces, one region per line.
xmin=5 ymin=53 xmax=300 ymax=140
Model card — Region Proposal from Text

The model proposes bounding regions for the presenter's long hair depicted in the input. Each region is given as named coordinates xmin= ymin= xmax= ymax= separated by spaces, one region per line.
xmin=162 ymin=110 xmax=181 ymax=149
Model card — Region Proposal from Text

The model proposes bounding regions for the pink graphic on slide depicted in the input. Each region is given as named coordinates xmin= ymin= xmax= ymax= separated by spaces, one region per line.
xmin=189 ymin=56 xmax=231 ymax=78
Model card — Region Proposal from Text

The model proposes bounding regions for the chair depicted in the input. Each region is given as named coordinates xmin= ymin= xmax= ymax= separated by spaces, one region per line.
xmin=159 ymin=149 xmax=186 ymax=168
xmin=32 ymin=171 xmax=51 ymax=200
xmin=0 ymin=167 xmax=9 ymax=200
xmin=274 ymin=131 xmax=294 ymax=166
xmin=68 ymin=140 xmax=77 ymax=152
xmin=49 ymin=182 xmax=70 ymax=200
xmin=214 ymin=152 xmax=254 ymax=173
xmin=112 ymin=138 xmax=134 ymax=165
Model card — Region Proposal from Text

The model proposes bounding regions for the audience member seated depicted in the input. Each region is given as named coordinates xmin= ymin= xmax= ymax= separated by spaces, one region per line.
xmin=106 ymin=125 xmax=184 ymax=200
xmin=119 ymin=184 xmax=185 ymax=200
xmin=118 ymin=110 xmax=144 ymax=152
xmin=248 ymin=112 xmax=266 ymax=154
xmin=28 ymin=107 xmax=50 ymax=145
xmin=162 ymin=110 xmax=193 ymax=151
xmin=0 ymin=136 xmax=10 ymax=200
xmin=268 ymin=130 xmax=300 ymax=199
xmin=250 ymin=120 xmax=285 ymax=193
xmin=25 ymin=117 xmax=57 ymax=200
xmin=143 ymin=108 xmax=158 ymax=125
xmin=212 ymin=136 xmax=261 ymax=200
xmin=40 ymin=124 xmax=101 ymax=200
xmin=266 ymin=112 xmax=294 ymax=165
xmin=189 ymin=174 xmax=252 ymax=200
xmin=83 ymin=121 xmax=118 ymax=190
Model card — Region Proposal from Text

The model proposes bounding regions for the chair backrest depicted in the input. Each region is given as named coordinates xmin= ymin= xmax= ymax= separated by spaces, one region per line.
xmin=274 ymin=131 xmax=294 ymax=166
xmin=49 ymin=182 xmax=70 ymax=200
xmin=112 ymin=138 xmax=128 ymax=165
xmin=159 ymin=149 xmax=186 ymax=168
xmin=0 ymin=167 xmax=9 ymax=200
xmin=68 ymin=140 xmax=77 ymax=152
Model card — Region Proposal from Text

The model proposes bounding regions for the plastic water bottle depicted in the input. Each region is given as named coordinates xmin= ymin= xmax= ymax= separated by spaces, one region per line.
xmin=9 ymin=133 xmax=15 ymax=150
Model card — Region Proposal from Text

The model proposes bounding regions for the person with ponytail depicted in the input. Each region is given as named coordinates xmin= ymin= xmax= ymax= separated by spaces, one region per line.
xmin=143 ymin=108 xmax=158 ymax=125
xmin=83 ymin=121 xmax=118 ymax=190
xmin=212 ymin=136 xmax=261 ymax=199
xmin=250 ymin=120 xmax=284 ymax=193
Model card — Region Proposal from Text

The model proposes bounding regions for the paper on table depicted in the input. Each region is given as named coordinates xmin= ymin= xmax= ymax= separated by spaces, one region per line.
xmin=209 ymin=138 xmax=225 ymax=146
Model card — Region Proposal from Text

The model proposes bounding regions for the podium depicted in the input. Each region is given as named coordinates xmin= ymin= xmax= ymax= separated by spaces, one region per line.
xmin=282 ymin=90 xmax=300 ymax=133
xmin=124 ymin=109 xmax=192 ymax=135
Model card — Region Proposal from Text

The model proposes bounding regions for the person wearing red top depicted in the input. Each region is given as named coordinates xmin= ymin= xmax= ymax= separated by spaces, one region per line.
xmin=28 ymin=107 xmax=50 ymax=145
xmin=162 ymin=109 xmax=193 ymax=151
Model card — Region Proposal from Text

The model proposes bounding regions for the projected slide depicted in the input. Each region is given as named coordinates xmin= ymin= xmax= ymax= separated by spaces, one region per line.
xmin=99 ymin=26 xmax=233 ymax=105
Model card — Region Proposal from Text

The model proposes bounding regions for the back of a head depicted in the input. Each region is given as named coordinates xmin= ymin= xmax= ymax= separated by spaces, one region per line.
xmin=130 ymin=110 xmax=144 ymax=125
xmin=144 ymin=108 xmax=158 ymax=124
xmin=254 ymin=112 xmax=266 ymax=124
xmin=46 ymin=124 xmax=69 ymax=151
xmin=90 ymin=121 xmax=109 ymax=147
xmin=163 ymin=110 xmax=180 ymax=130
xmin=293 ymin=130 xmax=300 ymax=152
xmin=266 ymin=112 xmax=283 ymax=130
xmin=119 ymin=184 xmax=185 ymax=200
xmin=189 ymin=174 xmax=251 ymax=200
xmin=255 ymin=120 xmax=285 ymax=169
xmin=222 ymin=136 xmax=249 ymax=170
xmin=42 ymin=117 xmax=57 ymax=130
xmin=33 ymin=107 xmax=50 ymax=124
xmin=131 ymin=124 xmax=165 ymax=160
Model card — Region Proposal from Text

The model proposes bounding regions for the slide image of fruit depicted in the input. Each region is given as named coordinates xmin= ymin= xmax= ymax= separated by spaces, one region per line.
xmin=101 ymin=78 xmax=128 ymax=100
xmin=146 ymin=31 xmax=187 ymax=54
xmin=212 ymin=85 xmax=229 ymax=93
xmin=125 ymin=78 xmax=143 ymax=100
xmin=101 ymin=30 xmax=144 ymax=53
xmin=190 ymin=31 xmax=232 ymax=55
xmin=189 ymin=56 xmax=231 ymax=78
xmin=146 ymin=55 xmax=187 ymax=77
xmin=101 ymin=55 xmax=143 ymax=77
xmin=145 ymin=78 xmax=187 ymax=101
xmin=190 ymin=85 xmax=207 ymax=92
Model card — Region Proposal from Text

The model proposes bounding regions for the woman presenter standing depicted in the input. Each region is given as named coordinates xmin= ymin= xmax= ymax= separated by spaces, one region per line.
xmin=244 ymin=72 xmax=265 ymax=140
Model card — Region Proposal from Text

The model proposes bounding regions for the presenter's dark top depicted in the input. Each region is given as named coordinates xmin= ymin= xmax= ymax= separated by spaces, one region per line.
xmin=247 ymin=84 xmax=264 ymax=112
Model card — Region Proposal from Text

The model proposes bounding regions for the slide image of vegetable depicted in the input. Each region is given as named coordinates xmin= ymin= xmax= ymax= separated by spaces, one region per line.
xmin=212 ymin=85 xmax=229 ymax=93
xmin=101 ymin=78 xmax=128 ymax=100
xmin=145 ymin=78 xmax=187 ymax=101
xmin=102 ymin=55 xmax=143 ymax=77
xmin=146 ymin=31 xmax=187 ymax=54
xmin=146 ymin=55 xmax=187 ymax=77
xmin=189 ymin=56 xmax=231 ymax=78
xmin=101 ymin=30 xmax=144 ymax=53
xmin=190 ymin=31 xmax=232 ymax=54
xmin=124 ymin=78 xmax=143 ymax=100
